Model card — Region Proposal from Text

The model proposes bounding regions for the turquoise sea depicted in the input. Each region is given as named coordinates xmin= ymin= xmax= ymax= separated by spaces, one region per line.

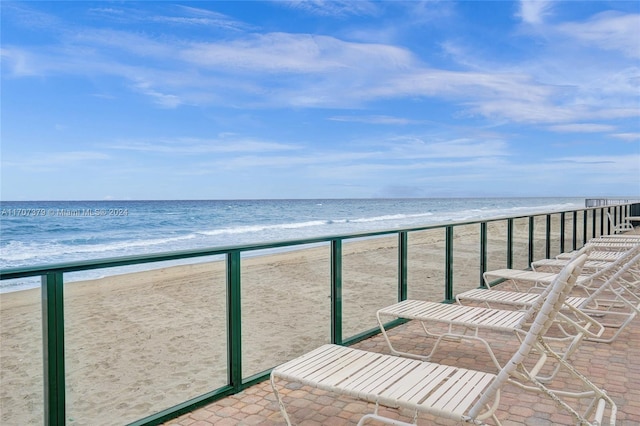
xmin=0 ymin=198 xmax=584 ymax=292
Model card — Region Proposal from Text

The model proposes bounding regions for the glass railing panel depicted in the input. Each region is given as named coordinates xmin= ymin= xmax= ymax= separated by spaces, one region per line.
xmin=406 ymin=229 xmax=446 ymax=301
xmin=533 ymin=215 xmax=547 ymax=262
xmin=241 ymin=244 xmax=330 ymax=377
xmin=575 ymin=210 xmax=585 ymax=246
xmin=511 ymin=217 xmax=531 ymax=270
xmin=564 ymin=213 xmax=582 ymax=251
xmin=64 ymin=257 xmax=227 ymax=426
xmin=342 ymin=235 xmax=398 ymax=339
xmin=486 ymin=220 xmax=508 ymax=272
xmin=588 ymin=210 xmax=596 ymax=240
xmin=548 ymin=214 xmax=562 ymax=258
xmin=568 ymin=211 xmax=583 ymax=250
xmin=453 ymin=224 xmax=481 ymax=294
xmin=0 ymin=280 xmax=44 ymax=425
xmin=588 ymin=210 xmax=595 ymax=239
xmin=594 ymin=209 xmax=604 ymax=237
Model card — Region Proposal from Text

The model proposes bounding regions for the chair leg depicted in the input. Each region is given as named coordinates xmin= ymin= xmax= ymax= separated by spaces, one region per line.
xmin=509 ymin=337 xmax=618 ymax=425
xmin=376 ymin=312 xmax=432 ymax=360
xmin=357 ymin=413 xmax=419 ymax=426
xmin=270 ymin=375 xmax=293 ymax=426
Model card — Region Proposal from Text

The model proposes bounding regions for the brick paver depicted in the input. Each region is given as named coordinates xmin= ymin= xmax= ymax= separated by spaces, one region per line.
xmin=164 ymin=293 xmax=640 ymax=425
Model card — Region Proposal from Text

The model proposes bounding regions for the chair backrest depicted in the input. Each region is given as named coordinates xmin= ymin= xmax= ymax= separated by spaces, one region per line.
xmin=583 ymin=245 xmax=640 ymax=282
xmin=585 ymin=251 xmax=640 ymax=302
xmin=606 ymin=211 xmax=634 ymax=233
xmin=562 ymin=243 xmax=593 ymax=262
xmin=518 ymin=247 xmax=593 ymax=324
xmin=518 ymin=245 xmax=636 ymax=328
xmin=468 ymin=253 xmax=587 ymax=418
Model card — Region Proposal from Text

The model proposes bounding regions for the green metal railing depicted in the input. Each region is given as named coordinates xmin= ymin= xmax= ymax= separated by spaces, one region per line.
xmin=0 ymin=203 xmax=637 ymax=425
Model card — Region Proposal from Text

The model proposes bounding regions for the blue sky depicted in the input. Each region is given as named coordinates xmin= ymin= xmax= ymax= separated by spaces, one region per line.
xmin=1 ymin=1 xmax=639 ymax=200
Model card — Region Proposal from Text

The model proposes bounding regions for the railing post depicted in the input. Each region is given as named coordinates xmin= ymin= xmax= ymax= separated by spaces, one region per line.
xmin=445 ymin=226 xmax=454 ymax=301
xmin=42 ymin=272 xmax=66 ymax=426
xmin=528 ymin=216 xmax=535 ymax=265
xmin=331 ymin=239 xmax=343 ymax=344
xmin=592 ymin=209 xmax=597 ymax=239
xmin=480 ymin=222 xmax=487 ymax=288
xmin=572 ymin=211 xmax=586 ymax=253
xmin=506 ymin=218 xmax=514 ymax=269
xmin=560 ymin=212 xmax=566 ymax=254
xmin=545 ymin=214 xmax=551 ymax=259
xmin=398 ymin=232 xmax=408 ymax=302
xmin=226 ymin=252 xmax=242 ymax=391
xmin=579 ymin=210 xmax=585 ymax=247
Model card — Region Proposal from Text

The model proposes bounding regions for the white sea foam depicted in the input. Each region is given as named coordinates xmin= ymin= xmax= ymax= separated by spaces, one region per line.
xmin=0 ymin=198 xmax=587 ymax=292
xmin=198 ymin=220 xmax=328 ymax=237
xmin=1 ymin=234 xmax=199 ymax=264
xmin=350 ymin=212 xmax=434 ymax=223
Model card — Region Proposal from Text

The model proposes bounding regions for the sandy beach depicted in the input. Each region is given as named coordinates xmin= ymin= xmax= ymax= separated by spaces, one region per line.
xmin=0 ymin=218 xmax=581 ymax=425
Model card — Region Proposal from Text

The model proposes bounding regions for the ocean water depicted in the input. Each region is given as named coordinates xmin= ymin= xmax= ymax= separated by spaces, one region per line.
xmin=0 ymin=198 xmax=583 ymax=292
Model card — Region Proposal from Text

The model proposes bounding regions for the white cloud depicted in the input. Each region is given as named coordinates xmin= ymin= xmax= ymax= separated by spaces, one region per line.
xmin=3 ymin=2 xmax=639 ymax=131
xmin=181 ymin=32 xmax=414 ymax=74
xmin=433 ymin=15 xmax=640 ymax=125
xmin=378 ymin=137 xmax=509 ymax=160
xmin=159 ymin=6 xmax=253 ymax=31
xmin=558 ymin=11 xmax=640 ymax=59
xmin=1 ymin=2 xmax=62 ymax=30
xmin=611 ymin=133 xmax=640 ymax=142
xmin=517 ymin=0 xmax=553 ymax=25
xmin=8 ymin=18 xmax=632 ymax=124
xmin=1 ymin=48 xmax=40 ymax=77
xmin=107 ymin=133 xmax=510 ymax=179
xmin=107 ymin=137 xmax=301 ymax=154
xmin=132 ymin=80 xmax=182 ymax=108
xmin=276 ymin=0 xmax=380 ymax=17
xmin=548 ymin=124 xmax=616 ymax=133
xmin=87 ymin=4 xmax=252 ymax=32
xmin=558 ymin=155 xmax=640 ymax=176
xmin=2 ymin=151 xmax=111 ymax=171
xmin=328 ymin=115 xmax=420 ymax=125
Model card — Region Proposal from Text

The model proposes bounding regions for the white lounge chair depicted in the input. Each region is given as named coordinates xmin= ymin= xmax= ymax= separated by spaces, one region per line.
xmin=564 ymin=237 xmax=636 ymax=266
xmin=483 ymin=246 xmax=640 ymax=293
xmin=532 ymin=252 xmax=640 ymax=280
xmin=375 ymin=259 xmax=601 ymax=383
xmin=597 ymin=234 xmax=640 ymax=239
xmin=607 ymin=212 xmax=635 ymax=234
xmin=533 ymin=258 xmax=617 ymax=274
xmin=270 ymin=255 xmax=617 ymax=426
xmin=583 ymin=236 xmax=639 ymax=247
xmin=553 ymin=239 xmax=638 ymax=263
xmin=555 ymin=249 xmax=632 ymax=261
xmin=457 ymin=251 xmax=640 ymax=343
xmin=532 ymin=242 xmax=633 ymax=271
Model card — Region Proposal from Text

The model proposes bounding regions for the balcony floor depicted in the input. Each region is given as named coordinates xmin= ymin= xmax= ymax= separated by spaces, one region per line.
xmin=164 ymin=307 xmax=640 ymax=425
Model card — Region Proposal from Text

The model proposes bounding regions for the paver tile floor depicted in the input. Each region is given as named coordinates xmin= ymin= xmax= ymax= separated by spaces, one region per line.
xmin=164 ymin=307 xmax=640 ymax=425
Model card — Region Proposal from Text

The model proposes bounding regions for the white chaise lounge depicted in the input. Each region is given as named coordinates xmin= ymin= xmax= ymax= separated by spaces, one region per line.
xmin=270 ymin=254 xmax=617 ymax=426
